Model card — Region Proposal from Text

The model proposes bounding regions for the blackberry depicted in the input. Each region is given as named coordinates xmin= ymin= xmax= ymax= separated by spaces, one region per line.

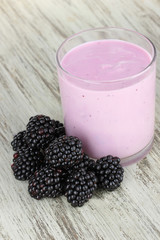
xmin=25 ymin=115 xmax=55 ymax=149
xmin=95 ymin=155 xmax=124 ymax=191
xmin=72 ymin=154 xmax=96 ymax=172
xmin=54 ymin=120 xmax=65 ymax=138
xmin=28 ymin=166 xmax=64 ymax=200
xmin=45 ymin=135 xmax=83 ymax=169
xmin=65 ymin=169 xmax=97 ymax=207
xmin=11 ymin=147 xmax=44 ymax=181
xmin=11 ymin=131 xmax=28 ymax=151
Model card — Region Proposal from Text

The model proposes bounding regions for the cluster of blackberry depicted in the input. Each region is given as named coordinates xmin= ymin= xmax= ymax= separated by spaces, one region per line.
xmin=11 ymin=115 xmax=124 ymax=207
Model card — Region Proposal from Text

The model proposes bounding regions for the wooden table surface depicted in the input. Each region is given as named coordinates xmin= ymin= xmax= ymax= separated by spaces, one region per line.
xmin=0 ymin=0 xmax=160 ymax=239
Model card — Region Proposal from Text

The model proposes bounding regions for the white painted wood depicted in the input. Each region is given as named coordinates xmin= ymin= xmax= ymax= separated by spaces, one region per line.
xmin=0 ymin=0 xmax=160 ymax=239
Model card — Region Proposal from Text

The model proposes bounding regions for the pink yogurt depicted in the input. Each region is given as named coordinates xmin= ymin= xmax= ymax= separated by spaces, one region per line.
xmin=58 ymin=40 xmax=155 ymax=160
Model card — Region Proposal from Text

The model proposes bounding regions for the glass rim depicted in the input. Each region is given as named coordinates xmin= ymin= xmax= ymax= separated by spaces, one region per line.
xmin=56 ymin=27 xmax=156 ymax=84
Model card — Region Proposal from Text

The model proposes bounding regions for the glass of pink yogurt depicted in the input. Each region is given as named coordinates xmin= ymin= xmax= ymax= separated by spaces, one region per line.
xmin=56 ymin=27 xmax=156 ymax=166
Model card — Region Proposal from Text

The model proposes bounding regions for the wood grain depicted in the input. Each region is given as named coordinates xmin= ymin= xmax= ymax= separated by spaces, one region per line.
xmin=0 ymin=0 xmax=160 ymax=239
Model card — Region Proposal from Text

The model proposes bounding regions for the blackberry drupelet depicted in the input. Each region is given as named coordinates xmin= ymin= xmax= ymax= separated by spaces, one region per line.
xmin=54 ymin=120 xmax=65 ymax=138
xmin=11 ymin=131 xmax=28 ymax=151
xmin=13 ymin=152 xmax=19 ymax=162
xmin=45 ymin=135 xmax=83 ymax=169
xmin=25 ymin=115 xmax=56 ymax=149
xmin=95 ymin=155 xmax=124 ymax=191
xmin=28 ymin=166 xmax=64 ymax=200
xmin=65 ymin=169 xmax=97 ymax=207
xmin=11 ymin=147 xmax=44 ymax=181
